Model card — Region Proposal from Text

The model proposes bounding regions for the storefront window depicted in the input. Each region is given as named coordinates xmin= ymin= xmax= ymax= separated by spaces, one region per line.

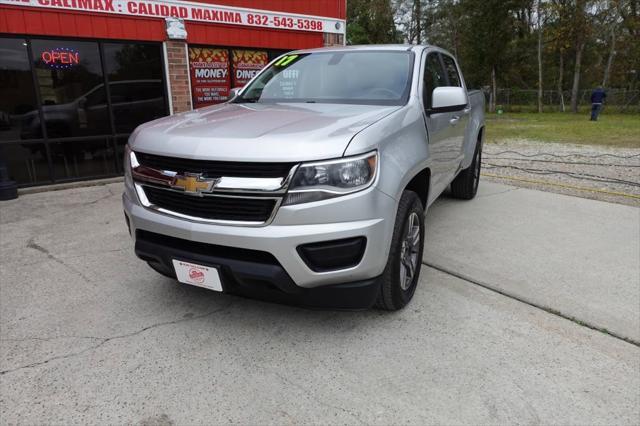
xmin=187 ymin=47 xmax=284 ymax=108
xmin=0 ymin=38 xmax=38 ymax=142
xmin=31 ymin=39 xmax=111 ymax=138
xmin=50 ymin=138 xmax=115 ymax=180
xmin=189 ymin=47 xmax=231 ymax=108
xmin=103 ymin=43 xmax=167 ymax=133
xmin=0 ymin=143 xmax=49 ymax=185
xmin=0 ymin=36 xmax=168 ymax=187
xmin=232 ymin=50 xmax=269 ymax=88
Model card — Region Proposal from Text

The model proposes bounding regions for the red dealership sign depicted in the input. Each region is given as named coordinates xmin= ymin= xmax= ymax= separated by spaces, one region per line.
xmin=0 ymin=0 xmax=346 ymax=34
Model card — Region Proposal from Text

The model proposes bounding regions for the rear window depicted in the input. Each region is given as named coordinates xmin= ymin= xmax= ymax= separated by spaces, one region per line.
xmin=441 ymin=55 xmax=461 ymax=87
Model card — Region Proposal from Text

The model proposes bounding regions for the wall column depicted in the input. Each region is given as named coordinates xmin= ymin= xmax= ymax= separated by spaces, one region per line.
xmin=164 ymin=40 xmax=192 ymax=113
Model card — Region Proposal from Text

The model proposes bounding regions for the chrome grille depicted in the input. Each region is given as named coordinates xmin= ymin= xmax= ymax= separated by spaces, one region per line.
xmin=136 ymin=152 xmax=296 ymax=178
xmin=131 ymin=151 xmax=296 ymax=226
xmin=143 ymin=186 xmax=277 ymax=223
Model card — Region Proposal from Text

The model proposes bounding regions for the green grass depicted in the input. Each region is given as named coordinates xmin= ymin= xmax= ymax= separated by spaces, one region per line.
xmin=485 ymin=112 xmax=640 ymax=147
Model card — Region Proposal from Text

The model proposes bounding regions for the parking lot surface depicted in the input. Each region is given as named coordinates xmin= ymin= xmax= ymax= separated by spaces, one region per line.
xmin=1 ymin=182 xmax=639 ymax=424
xmin=427 ymin=182 xmax=640 ymax=343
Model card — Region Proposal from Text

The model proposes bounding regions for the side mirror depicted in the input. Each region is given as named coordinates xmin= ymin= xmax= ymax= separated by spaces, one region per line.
xmin=430 ymin=87 xmax=467 ymax=113
xmin=229 ymin=87 xmax=242 ymax=100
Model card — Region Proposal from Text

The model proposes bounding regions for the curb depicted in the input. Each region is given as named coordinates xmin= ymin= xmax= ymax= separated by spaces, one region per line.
xmin=18 ymin=177 xmax=124 ymax=196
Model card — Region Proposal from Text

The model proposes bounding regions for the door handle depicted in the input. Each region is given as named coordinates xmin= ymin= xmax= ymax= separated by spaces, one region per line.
xmin=449 ymin=115 xmax=461 ymax=126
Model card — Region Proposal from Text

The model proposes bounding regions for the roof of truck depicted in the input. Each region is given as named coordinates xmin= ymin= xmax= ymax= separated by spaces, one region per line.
xmin=289 ymin=44 xmax=427 ymax=55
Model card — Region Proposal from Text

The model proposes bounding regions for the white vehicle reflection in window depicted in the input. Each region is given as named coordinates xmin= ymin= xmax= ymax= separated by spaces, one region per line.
xmin=20 ymin=79 xmax=166 ymax=139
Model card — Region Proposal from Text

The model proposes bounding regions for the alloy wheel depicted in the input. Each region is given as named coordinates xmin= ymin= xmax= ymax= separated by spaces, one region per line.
xmin=399 ymin=212 xmax=421 ymax=290
xmin=473 ymin=147 xmax=482 ymax=191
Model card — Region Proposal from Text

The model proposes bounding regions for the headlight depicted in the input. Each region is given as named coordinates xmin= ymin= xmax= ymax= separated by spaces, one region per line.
xmin=283 ymin=151 xmax=378 ymax=205
xmin=123 ymin=144 xmax=139 ymax=183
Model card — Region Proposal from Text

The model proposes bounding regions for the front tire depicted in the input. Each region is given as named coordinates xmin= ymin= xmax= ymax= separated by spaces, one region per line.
xmin=147 ymin=261 xmax=175 ymax=279
xmin=376 ymin=190 xmax=425 ymax=311
xmin=450 ymin=139 xmax=482 ymax=200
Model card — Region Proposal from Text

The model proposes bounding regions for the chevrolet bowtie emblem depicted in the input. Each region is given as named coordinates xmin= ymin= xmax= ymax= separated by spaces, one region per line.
xmin=172 ymin=173 xmax=216 ymax=194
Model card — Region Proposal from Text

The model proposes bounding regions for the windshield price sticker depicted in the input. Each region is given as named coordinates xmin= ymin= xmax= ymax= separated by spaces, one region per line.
xmin=274 ymin=55 xmax=300 ymax=67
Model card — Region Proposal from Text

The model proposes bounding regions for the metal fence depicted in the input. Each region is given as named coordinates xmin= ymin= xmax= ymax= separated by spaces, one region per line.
xmin=485 ymin=89 xmax=640 ymax=113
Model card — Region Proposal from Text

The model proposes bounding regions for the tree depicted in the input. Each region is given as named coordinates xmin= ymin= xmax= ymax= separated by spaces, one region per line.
xmin=619 ymin=0 xmax=639 ymax=91
xmin=569 ymin=0 xmax=589 ymax=113
xmin=375 ymin=0 xmax=638 ymax=111
xmin=547 ymin=0 xmax=573 ymax=111
xmin=347 ymin=0 xmax=399 ymax=44
xmin=461 ymin=0 xmax=523 ymax=111
xmin=392 ymin=0 xmax=425 ymax=44
xmin=421 ymin=0 xmax=464 ymax=55
xmin=600 ymin=0 xmax=625 ymax=87
xmin=414 ymin=0 xmax=422 ymax=44
xmin=536 ymin=0 xmax=545 ymax=112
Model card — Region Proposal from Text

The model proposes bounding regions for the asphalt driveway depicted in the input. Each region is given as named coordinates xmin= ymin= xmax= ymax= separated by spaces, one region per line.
xmin=0 ymin=181 xmax=638 ymax=424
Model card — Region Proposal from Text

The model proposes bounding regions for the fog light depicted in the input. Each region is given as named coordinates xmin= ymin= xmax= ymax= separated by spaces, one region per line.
xmin=297 ymin=237 xmax=366 ymax=272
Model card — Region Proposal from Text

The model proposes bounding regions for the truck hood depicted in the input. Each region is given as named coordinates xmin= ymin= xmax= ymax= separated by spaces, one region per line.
xmin=130 ymin=102 xmax=400 ymax=162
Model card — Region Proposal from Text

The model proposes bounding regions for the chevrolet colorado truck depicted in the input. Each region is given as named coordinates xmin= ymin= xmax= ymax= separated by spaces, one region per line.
xmin=123 ymin=45 xmax=485 ymax=310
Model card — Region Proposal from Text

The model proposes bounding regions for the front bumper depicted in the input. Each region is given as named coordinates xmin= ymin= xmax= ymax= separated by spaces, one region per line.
xmin=134 ymin=229 xmax=381 ymax=309
xmin=123 ymin=180 xmax=397 ymax=290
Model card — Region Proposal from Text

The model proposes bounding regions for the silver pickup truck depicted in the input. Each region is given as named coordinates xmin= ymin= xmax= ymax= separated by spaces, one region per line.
xmin=123 ymin=45 xmax=485 ymax=310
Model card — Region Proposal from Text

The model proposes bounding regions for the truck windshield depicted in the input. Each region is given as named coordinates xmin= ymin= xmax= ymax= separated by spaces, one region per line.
xmin=236 ymin=51 xmax=413 ymax=106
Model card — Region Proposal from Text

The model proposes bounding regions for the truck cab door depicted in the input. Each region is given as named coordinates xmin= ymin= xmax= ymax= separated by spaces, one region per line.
xmin=420 ymin=52 xmax=460 ymax=197
xmin=440 ymin=54 xmax=470 ymax=168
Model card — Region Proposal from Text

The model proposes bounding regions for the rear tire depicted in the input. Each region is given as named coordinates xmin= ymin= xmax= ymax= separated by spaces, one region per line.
xmin=451 ymin=139 xmax=482 ymax=200
xmin=376 ymin=190 xmax=425 ymax=311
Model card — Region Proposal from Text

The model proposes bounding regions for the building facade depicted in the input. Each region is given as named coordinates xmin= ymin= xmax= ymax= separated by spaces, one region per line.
xmin=0 ymin=0 xmax=345 ymax=187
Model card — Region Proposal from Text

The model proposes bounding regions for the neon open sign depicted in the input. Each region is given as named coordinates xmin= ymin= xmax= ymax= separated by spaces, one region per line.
xmin=41 ymin=47 xmax=80 ymax=69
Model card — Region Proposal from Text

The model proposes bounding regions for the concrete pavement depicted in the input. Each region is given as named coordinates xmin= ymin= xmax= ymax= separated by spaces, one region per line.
xmin=1 ymin=181 xmax=639 ymax=424
xmin=426 ymin=182 xmax=640 ymax=343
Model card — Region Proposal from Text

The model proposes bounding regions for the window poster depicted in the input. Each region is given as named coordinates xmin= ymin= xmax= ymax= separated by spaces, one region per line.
xmin=189 ymin=47 xmax=230 ymax=107
xmin=232 ymin=50 xmax=269 ymax=87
